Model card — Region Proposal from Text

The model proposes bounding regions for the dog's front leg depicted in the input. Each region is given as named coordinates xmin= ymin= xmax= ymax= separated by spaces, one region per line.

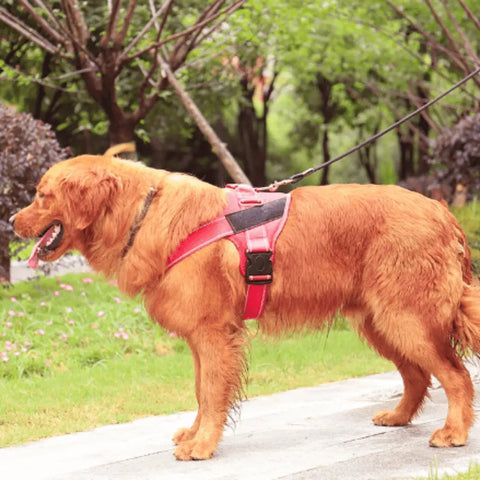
xmin=174 ymin=322 xmax=246 ymax=461
xmin=173 ymin=346 xmax=202 ymax=445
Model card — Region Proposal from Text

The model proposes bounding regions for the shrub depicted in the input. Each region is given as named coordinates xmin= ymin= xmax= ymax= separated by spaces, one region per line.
xmin=0 ymin=104 xmax=69 ymax=282
xmin=433 ymin=113 xmax=480 ymax=199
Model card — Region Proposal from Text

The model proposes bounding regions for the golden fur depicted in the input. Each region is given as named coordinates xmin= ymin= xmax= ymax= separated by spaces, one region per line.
xmin=13 ymin=154 xmax=480 ymax=460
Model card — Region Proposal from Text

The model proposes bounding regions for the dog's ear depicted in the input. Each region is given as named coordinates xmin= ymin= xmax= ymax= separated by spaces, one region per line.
xmin=60 ymin=168 xmax=121 ymax=230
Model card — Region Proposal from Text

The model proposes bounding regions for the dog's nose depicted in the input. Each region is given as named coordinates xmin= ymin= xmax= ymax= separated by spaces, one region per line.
xmin=9 ymin=213 xmax=16 ymax=227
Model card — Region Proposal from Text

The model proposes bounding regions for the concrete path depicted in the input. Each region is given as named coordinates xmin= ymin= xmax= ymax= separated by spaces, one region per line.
xmin=10 ymin=256 xmax=91 ymax=283
xmin=2 ymin=369 xmax=480 ymax=480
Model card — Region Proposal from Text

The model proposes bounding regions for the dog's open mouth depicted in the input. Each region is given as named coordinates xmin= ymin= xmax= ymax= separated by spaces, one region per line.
xmin=28 ymin=221 xmax=64 ymax=269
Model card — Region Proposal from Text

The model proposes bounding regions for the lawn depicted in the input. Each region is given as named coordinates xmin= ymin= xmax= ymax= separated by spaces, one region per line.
xmin=0 ymin=272 xmax=393 ymax=446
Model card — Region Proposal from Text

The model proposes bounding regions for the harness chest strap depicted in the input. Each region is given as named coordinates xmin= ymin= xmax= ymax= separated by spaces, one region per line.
xmin=166 ymin=184 xmax=291 ymax=319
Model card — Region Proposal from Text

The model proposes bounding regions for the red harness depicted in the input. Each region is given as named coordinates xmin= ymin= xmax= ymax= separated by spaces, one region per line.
xmin=167 ymin=184 xmax=291 ymax=319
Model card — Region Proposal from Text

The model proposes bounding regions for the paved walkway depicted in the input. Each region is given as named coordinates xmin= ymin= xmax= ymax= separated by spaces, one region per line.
xmin=10 ymin=256 xmax=91 ymax=283
xmin=2 ymin=369 xmax=480 ymax=480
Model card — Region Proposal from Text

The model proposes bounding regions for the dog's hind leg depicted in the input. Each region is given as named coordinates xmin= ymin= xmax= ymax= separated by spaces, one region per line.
xmin=359 ymin=319 xmax=431 ymax=426
xmin=174 ymin=322 xmax=246 ymax=461
xmin=365 ymin=312 xmax=474 ymax=446
xmin=425 ymin=347 xmax=474 ymax=447
xmin=373 ymin=360 xmax=431 ymax=426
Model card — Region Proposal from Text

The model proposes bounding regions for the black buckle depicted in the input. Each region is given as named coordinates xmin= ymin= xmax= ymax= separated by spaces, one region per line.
xmin=245 ymin=251 xmax=273 ymax=285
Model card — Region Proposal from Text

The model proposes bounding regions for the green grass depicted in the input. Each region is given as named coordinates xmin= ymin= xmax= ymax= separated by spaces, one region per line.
xmin=1 ymin=272 xmax=392 ymax=445
xmin=420 ymin=462 xmax=480 ymax=480
xmin=451 ymin=199 xmax=480 ymax=275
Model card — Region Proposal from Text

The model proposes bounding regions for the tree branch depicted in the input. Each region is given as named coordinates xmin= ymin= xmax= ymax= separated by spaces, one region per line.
xmin=350 ymin=14 xmax=477 ymax=101
xmin=60 ymin=0 xmax=90 ymax=49
xmin=424 ymin=0 xmax=472 ymax=75
xmin=0 ymin=7 xmax=59 ymax=55
xmin=18 ymin=0 xmax=65 ymax=44
xmin=387 ymin=0 xmax=479 ymax=86
xmin=122 ymin=0 xmax=171 ymax=58
xmin=156 ymin=54 xmax=251 ymax=185
xmin=457 ymin=0 xmax=480 ymax=31
xmin=126 ymin=0 xmax=246 ymax=64
xmin=439 ymin=0 xmax=480 ymax=66
xmin=32 ymin=0 xmax=64 ymax=31
xmin=188 ymin=0 xmax=247 ymax=52
xmin=104 ymin=0 xmax=122 ymax=45
xmin=183 ymin=0 xmax=224 ymax=54
xmin=117 ymin=0 xmax=138 ymax=44
xmin=137 ymin=0 xmax=174 ymax=111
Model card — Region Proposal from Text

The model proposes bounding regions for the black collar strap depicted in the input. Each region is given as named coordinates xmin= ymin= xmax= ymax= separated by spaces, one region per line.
xmin=121 ymin=186 xmax=158 ymax=258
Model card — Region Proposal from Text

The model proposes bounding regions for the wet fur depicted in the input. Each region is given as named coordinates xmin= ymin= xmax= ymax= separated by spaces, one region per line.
xmin=13 ymin=154 xmax=480 ymax=460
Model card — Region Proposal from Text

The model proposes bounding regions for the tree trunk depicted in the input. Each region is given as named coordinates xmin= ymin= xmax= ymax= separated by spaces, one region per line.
xmin=397 ymin=129 xmax=415 ymax=180
xmin=0 ymin=238 xmax=11 ymax=283
xmin=359 ymin=148 xmax=377 ymax=183
xmin=108 ymin=113 xmax=136 ymax=145
xmin=237 ymin=76 xmax=267 ymax=187
xmin=237 ymin=102 xmax=266 ymax=187
xmin=316 ymin=74 xmax=336 ymax=186
xmin=320 ymin=129 xmax=330 ymax=185
xmin=416 ymin=84 xmax=431 ymax=175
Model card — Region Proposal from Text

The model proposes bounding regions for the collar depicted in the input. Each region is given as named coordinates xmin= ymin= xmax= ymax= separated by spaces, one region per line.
xmin=121 ymin=186 xmax=158 ymax=258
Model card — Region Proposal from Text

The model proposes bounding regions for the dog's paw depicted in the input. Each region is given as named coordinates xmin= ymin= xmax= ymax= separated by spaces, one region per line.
xmin=173 ymin=427 xmax=196 ymax=445
xmin=372 ymin=409 xmax=410 ymax=426
xmin=174 ymin=439 xmax=215 ymax=461
xmin=429 ymin=427 xmax=467 ymax=447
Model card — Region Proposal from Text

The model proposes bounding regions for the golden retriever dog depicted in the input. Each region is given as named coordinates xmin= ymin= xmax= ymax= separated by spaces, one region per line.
xmin=12 ymin=154 xmax=480 ymax=460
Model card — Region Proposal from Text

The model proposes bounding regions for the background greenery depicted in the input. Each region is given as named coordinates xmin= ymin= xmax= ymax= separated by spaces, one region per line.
xmin=1 ymin=1 xmax=479 ymax=187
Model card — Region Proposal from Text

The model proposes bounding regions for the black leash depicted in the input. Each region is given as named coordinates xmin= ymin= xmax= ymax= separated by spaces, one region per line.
xmin=257 ymin=65 xmax=480 ymax=192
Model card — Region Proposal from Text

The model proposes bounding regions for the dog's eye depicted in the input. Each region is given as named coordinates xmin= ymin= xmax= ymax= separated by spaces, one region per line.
xmin=37 ymin=192 xmax=46 ymax=199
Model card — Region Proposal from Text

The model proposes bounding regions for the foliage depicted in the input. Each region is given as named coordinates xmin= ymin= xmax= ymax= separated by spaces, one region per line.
xmin=0 ymin=104 xmax=69 ymax=281
xmin=2 ymin=1 xmax=480 ymax=187
xmin=0 ymin=0 xmax=247 ymax=147
xmin=434 ymin=114 xmax=480 ymax=196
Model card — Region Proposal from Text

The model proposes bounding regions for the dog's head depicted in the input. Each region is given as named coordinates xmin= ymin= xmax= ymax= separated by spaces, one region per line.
xmin=12 ymin=155 xmax=120 ymax=268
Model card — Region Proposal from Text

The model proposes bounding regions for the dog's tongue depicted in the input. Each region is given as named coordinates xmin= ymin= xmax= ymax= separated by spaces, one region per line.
xmin=28 ymin=225 xmax=57 ymax=269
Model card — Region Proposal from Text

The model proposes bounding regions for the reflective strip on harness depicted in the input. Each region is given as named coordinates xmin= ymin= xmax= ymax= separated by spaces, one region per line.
xmin=166 ymin=184 xmax=291 ymax=319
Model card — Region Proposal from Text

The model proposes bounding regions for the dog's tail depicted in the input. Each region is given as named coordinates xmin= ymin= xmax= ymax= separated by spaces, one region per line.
xmin=454 ymin=284 xmax=480 ymax=355
xmin=104 ymin=142 xmax=136 ymax=157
